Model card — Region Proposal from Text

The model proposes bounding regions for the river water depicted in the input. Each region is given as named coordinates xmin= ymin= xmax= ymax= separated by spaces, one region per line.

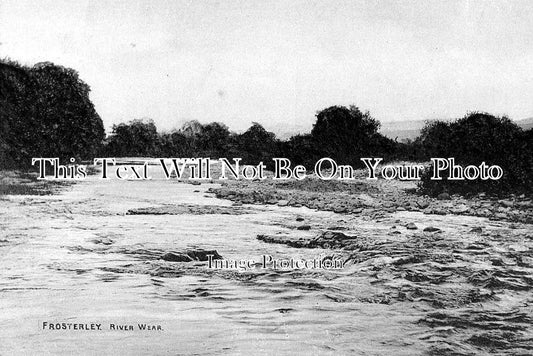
xmin=1 ymin=166 xmax=531 ymax=355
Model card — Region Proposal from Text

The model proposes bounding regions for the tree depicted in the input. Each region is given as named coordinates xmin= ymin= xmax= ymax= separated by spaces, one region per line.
xmin=237 ymin=122 xmax=279 ymax=166
xmin=29 ymin=62 xmax=105 ymax=160
xmin=197 ymin=122 xmax=231 ymax=157
xmin=281 ymin=134 xmax=320 ymax=169
xmin=418 ymin=112 xmax=531 ymax=196
xmin=180 ymin=120 xmax=204 ymax=138
xmin=106 ymin=119 xmax=159 ymax=157
xmin=311 ymin=105 xmax=381 ymax=166
xmin=416 ymin=120 xmax=453 ymax=159
xmin=159 ymin=130 xmax=191 ymax=157
xmin=0 ymin=60 xmax=105 ymax=167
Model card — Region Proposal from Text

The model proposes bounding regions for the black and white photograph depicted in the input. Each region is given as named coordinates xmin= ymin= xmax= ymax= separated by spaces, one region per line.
xmin=1 ymin=1 xmax=532 ymax=355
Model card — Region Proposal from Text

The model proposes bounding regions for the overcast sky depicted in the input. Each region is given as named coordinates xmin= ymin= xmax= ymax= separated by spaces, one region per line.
xmin=1 ymin=0 xmax=532 ymax=132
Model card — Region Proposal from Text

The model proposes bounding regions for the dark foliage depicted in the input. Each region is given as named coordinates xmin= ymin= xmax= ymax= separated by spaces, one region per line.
xmin=2 ymin=57 xmax=529 ymax=198
xmin=234 ymin=122 xmax=280 ymax=168
xmin=159 ymin=130 xmax=192 ymax=157
xmin=311 ymin=105 xmax=384 ymax=167
xmin=418 ymin=113 xmax=532 ymax=196
xmin=105 ymin=119 xmax=160 ymax=157
xmin=280 ymin=134 xmax=321 ymax=169
xmin=196 ymin=122 xmax=231 ymax=157
xmin=0 ymin=59 xmax=104 ymax=168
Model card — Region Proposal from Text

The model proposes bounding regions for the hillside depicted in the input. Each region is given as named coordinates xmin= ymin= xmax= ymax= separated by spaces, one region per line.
xmin=380 ymin=117 xmax=532 ymax=141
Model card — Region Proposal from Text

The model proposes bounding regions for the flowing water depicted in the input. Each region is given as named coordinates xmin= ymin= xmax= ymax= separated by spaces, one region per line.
xmin=1 ymin=166 xmax=532 ymax=355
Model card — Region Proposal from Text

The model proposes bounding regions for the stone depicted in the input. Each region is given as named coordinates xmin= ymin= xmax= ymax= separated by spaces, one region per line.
xmin=498 ymin=200 xmax=514 ymax=208
xmin=509 ymin=244 xmax=528 ymax=252
xmin=490 ymin=258 xmax=504 ymax=266
xmin=161 ymin=249 xmax=222 ymax=262
xmin=92 ymin=237 xmax=114 ymax=245
xmin=417 ymin=200 xmax=430 ymax=209
xmin=310 ymin=231 xmax=357 ymax=249
xmin=452 ymin=204 xmax=469 ymax=214
xmin=333 ymin=206 xmax=347 ymax=213
xmin=494 ymin=213 xmax=507 ymax=220
xmin=406 ymin=223 xmax=418 ymax=230
xmin=186 ymin=249 xmax=223 ymax=261
xmin=297 ymin=225 xmax=311 ymax=231
xmin=423 ymin=226 xmax=441 ymax=232
xmin=277 ymin=200 xmax=289 ymax=207
xmin=161 ymin=252 xmax=193 ymax=262
xmin=520 ymin=256 xmax=533 ymax=267
xmin=437 ymin=192 xmax=451 ymax=200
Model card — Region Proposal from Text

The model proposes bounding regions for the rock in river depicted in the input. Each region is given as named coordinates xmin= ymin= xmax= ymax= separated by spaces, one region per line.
xmin=161 ymin=249 xmax=223 ymax=262
xmin=437 ymin=192 xmax=451 ymax=200
xmin=417 ymin=200 xmax=430 ymax=209
xmin=161 ymin=252 xmax=193 ymax=262
xmin=406 ymin=223 xmax=418 ymax=230
xmin=297 ymin=225 xmax=311 ymax=231
xmin=258 ymin=231 xmax=358 ymax=249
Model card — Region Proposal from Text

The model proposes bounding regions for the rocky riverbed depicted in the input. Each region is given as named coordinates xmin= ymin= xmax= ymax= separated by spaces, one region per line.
xmin=209 ymin=174 xmax=533 ymax=223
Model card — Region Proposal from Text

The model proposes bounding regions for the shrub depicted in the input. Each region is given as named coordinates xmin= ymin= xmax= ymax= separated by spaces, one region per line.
xmin=310 ymin=105 xmax=399 ymax=167
xmin=236 ymin=122 xmax=279 ymax=168
xmin=418 ymin=112 xmax=531 ymax=196
xmin=105 ymin=119 xmax=160 ymax=157
xmin=311 ymin=105 xmax=380 ymax=167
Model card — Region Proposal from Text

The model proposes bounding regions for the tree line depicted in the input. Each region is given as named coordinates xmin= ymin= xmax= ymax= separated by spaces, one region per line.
xmin=102 ymin=105 xmax=398 ymax=170
xmin=1 ymin=59 xmax=531 ymax=196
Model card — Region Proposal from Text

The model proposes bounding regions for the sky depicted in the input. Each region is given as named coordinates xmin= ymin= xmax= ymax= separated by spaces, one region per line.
xmin=1 ymin=0 xmax=532 ymax=133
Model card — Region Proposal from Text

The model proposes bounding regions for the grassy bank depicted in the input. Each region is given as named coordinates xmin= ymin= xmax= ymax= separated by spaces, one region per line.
xmin=0 ymin=170 xmax=72 ymax=196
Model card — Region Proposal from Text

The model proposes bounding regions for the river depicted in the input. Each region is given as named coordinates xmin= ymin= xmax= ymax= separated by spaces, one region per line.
xmin=1 ymin=166 xmax=531 ymax=355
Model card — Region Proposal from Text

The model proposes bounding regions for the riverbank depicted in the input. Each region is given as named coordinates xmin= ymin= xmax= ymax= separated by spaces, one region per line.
xmin=0 ymin=170 xmax=73 ymax=196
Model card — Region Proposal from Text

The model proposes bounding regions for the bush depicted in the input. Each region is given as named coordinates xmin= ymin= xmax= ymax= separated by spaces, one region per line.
xmin=311 ymin=106 xmax=380 ymax=167
xmin=418 ymin=112 xmax=531 ymax=196
xmin=310 ymin=105 xmax=399 ymax=167
xmin=235 ymin=123 xmax=279 ymax=168
xmin=280 ymin=134 xmax=320 ymax=169
xmin=105 ymin=119 xmax=160 ymax=157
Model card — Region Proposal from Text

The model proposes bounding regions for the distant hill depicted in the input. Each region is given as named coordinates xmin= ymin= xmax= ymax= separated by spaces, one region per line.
xmin=265 ymin=122 xmax=313 ymax=140
xmin=379 ymin=120 xmax=427 ymax=141
xmin=261 ymin=117 xmax=533 ymax=142
xmin=380 ymin=117 xmax=533 ymax=141
xmin=516 ymin=117 xmax=533 ymax=130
